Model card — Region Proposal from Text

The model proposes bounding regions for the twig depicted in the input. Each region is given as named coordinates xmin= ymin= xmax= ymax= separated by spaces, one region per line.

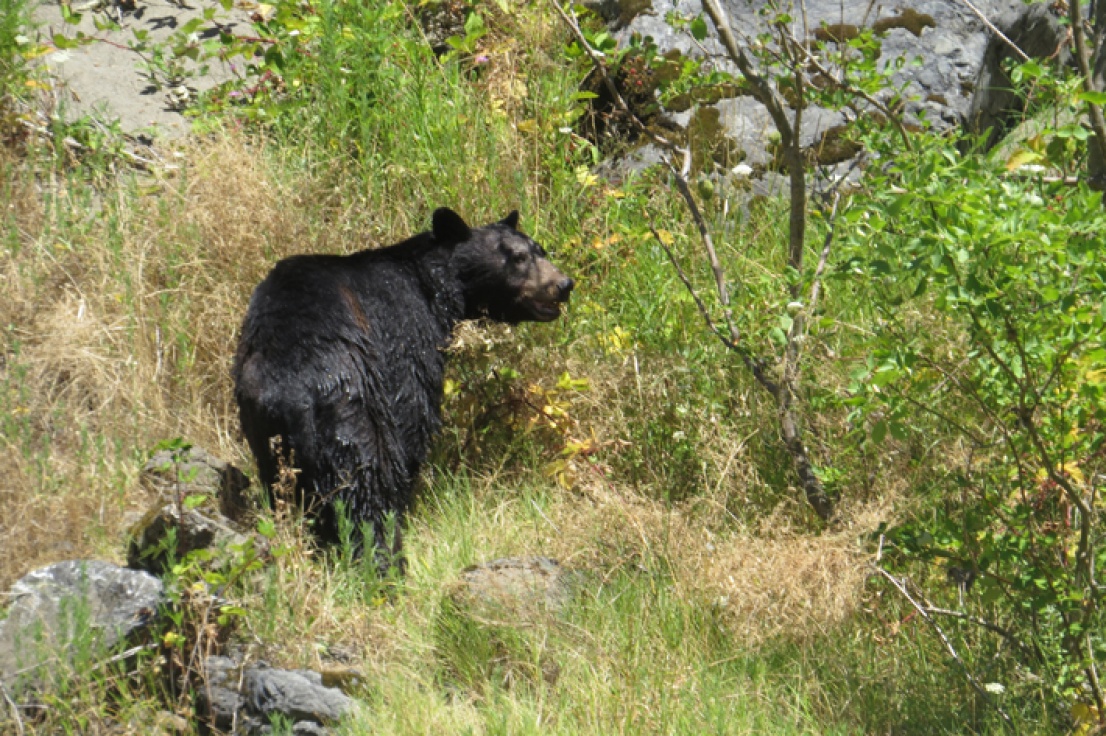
xmin=0 ymin=681 xmax=24 ymax=736
xmin=649 ymin=223 xmax=780 ymax=396
xmin=650 ymin=226 xmax=735 ymax=344
xmin=671 ymin=150 xmax=741 ymax=346
xmin=955 ymin=0 xmax=1030 ymax=62
xmin=94 ymin=643 xmax=155 ymax=670
xmin=924 ymin=607 xmax=1038 ymax=662
xmin=1086 ymin=631 xmax=1106 ymax=720
xmin=800 ymin=189 xmax=839 ymax=329
xmin=873 ymin=566 xmax=1013 ymax=724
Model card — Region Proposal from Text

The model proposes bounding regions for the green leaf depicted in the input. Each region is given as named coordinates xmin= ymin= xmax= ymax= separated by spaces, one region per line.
xmin=180 ymin=17 xmax=205 ymax=35
xmin=464 ymin=11 xmax=486 ymax=37
xmin=1055 ymin=124 xmax=1090 ymax=141
xmin=690 ymin=16 xmax=708 ymax=41
xmin=871 ymin=420 xmax=888 ymax=444
xmin=184 ymin=494 xmax=207 ymax=510
xmin=257 ymin=518 xmax=276 ymax=539
xmin=1077 ymin=90 xmax=1106 ymax=106
xmin=52 ymin=34 xmax=82 ymax=50
xmin=60 ymin=5 xmax=82 ymax=24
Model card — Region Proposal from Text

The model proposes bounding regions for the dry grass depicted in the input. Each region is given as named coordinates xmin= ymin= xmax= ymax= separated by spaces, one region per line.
xmin=0 ymin=133 xmax=318 ymax=588
xmin=546 ymin=473 xmax=880 ymax=645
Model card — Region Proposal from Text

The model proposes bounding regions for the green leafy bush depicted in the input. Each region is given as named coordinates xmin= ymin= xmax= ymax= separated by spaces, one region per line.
xmin=845 ymin=132 xmax=1106 ymax=722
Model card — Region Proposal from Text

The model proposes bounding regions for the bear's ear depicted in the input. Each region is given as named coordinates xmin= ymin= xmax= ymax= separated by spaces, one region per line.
xmin=500 ymin=211 xmax=520 ymax=230
xmin=432 ymin=208 xmax=472 ymax=242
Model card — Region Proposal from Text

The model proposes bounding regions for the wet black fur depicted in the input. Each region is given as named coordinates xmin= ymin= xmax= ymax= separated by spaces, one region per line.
xmin=232 ymin=209 xmax=571 ymax=557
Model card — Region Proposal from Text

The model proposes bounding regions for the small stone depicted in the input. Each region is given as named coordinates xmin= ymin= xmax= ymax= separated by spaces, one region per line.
xmin=199 ymin=654 xmax=354 ymax=733
xmin=245 ymin=665 xmax=354 ymax=725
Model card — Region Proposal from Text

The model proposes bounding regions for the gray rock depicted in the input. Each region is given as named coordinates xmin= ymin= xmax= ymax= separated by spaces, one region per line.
xmin=142 ymin=444 xmax=252 ymax=522
xmin=199 ymin=655 xmax=355 ymax=735
xmin=200 ymin=655 xmax=247 ymax=732
xmin=126 ymin=502 xmax=262 ymax=576
xmin=0 ymin=560 xmax=163 ymax=694
xmin=593 ymin=142 xmax=669 ymax=184
xmin=246 ymin=666 xmax=354 ymax=724
xmin=451 ymin=556 xmax=576 ymax=622
xmin=32 ymin=0 xmax=257 ymax=140
xmin=437 ymin=557 xmax=575 ymax=691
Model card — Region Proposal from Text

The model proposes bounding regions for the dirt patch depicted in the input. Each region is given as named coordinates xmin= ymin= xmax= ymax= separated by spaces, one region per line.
xmin=32 ymin=0 xmax=254 ymax=141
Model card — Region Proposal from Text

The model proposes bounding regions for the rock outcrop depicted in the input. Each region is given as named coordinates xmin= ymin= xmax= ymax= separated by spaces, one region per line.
xmin=584 ymin=0 xmax=1068 ymax=181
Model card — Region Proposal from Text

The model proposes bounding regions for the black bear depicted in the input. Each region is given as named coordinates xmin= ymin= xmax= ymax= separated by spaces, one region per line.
xmin=232 ymin=208 xmax=573 ymax=561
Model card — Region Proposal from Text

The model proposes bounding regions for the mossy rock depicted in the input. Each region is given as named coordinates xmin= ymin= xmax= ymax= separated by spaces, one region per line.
xmin=873 ymin=8 xmax=936 ymax=37
xmin=688 ymin=107 xmax=743 ymax=174
xmin=810 ymin=124 xmax=863 ymax=166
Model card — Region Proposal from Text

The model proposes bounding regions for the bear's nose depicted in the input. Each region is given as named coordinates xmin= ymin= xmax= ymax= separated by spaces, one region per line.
xmin=557 ymin=277 xmax=575 ymax=301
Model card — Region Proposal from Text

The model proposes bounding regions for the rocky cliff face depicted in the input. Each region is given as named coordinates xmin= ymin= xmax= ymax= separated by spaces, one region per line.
xmin=582 ymin=0 xmax=1065 ymax=182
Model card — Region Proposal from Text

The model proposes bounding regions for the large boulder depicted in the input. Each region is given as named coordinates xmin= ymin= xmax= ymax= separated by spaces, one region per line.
xmin=126 ymin=501 xmax=262 ymax=576
xmin=141 ymin=444 xmax=253 ymax=522
xmin=966 ymin=2 xmax=1068 ymax=149
xmin=449 ymin=556 xmax=576 ymax=623
xmin=0 ymin=560 xmax=164 ymax=695
xmin=617 ymin=0 xmax=1018 ymax=126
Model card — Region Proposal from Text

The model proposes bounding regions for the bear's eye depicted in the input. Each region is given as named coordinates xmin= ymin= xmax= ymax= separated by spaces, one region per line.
xmin=509 ymin=251 xmax=529 ymax=265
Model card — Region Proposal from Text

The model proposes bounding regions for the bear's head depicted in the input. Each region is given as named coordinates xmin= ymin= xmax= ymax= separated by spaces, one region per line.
xmin=435 ymin=208 xmax=574 ymax=324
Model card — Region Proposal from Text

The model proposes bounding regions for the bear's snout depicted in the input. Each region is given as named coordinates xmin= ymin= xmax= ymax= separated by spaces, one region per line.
xmin=555 ymin=277 xmax=574 ymax=302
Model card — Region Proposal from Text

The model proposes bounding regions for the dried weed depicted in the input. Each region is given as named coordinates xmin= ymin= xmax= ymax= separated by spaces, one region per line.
xmin=549 ymin=474 xmax=886 ymax=645
xmin=0 ymin=132 xmax=314 ymax=588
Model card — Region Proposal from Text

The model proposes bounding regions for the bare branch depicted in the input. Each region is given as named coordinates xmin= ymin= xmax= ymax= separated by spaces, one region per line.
xmin=924 ymin=607 xmax=1038 ymax=662
xmin=873 ymin=566 xmax=1014 ymax=724
xmin=1086 ymin=630 xmax=1106 ymax=718
xmin=650 ymin=224 xmax=781 ymax=396
xmin=552 ymin=0 xmax=834 ymax=521
xmin=650 ymin=226 xmax=738 ymax=351
xmin=955 ymin=0 xmax=1031 ymax=62
xmin=1069 ymin=0 xmax=1106 ymax=191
